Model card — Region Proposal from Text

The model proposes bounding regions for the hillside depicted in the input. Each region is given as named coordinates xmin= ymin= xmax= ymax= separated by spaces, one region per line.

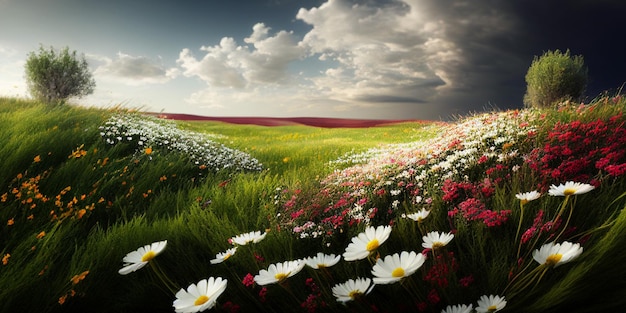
xmin=2 ymin=96 xmax=626 ymax=313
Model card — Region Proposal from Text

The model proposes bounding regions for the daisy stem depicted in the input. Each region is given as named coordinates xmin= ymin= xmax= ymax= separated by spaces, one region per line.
xmin=515 ymin=203 xmax=525 ymax=260
xmin=502 ymin=258 xmax=538 ymax=295
xmin=400 ymin=276 xmax=424 ymax=304
xmin=552 ymin=201 xmax=574 ymax=243
xmin=278 ymin=281 xmax=303 ymax=306
xmin=149 ymin=261 xmax=178 ymax=294
xmin=503 ymin=265 xmax=545 ymax=299
xmin=552 ymin=195 xmax=571 ymax=224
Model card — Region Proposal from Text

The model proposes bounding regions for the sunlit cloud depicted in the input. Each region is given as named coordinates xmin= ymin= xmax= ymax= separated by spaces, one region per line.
xmin=177 ymin=23 xmax=305 ymax=89
xmin=175 ymin=0 xmax=526 ymax=117
xmin=92 ymin=52 xmax=179 ymax=86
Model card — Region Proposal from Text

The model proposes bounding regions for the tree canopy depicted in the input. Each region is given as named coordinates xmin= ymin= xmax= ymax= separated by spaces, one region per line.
xmin=24 ymin=45 xmax=95 ymax=104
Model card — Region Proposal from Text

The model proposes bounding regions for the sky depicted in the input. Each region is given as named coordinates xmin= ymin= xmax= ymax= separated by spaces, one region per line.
xmin=1 ymin=0 xmax=624 ymax=120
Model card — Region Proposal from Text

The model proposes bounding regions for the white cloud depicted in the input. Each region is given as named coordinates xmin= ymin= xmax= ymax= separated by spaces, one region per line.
xmin=93 ymin=52 xmax=179 ymax=86
xmin=175 ymin=0 xmax=523 ymax=118
xmin=295 ymin=0 xmax=459 ymax=106
xmin=177 ymin=23 xmax=305 ymax=90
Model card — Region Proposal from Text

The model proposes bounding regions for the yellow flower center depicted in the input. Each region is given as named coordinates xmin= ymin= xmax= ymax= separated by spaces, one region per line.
xmin=141 ymin=251 xmax=156 ymax=262
xmin=391 ymin=267 xmax=405 ymax=278
xmin=348 ymin=290 xmax=362 ymax=299
xmin=366 ymin=239 xmax=380 ymax=251
xmin=317 ymin=264 xmax=326 ymax=269
xmin=432 ymin=242 xmax=444 ymax=250
xmin=223 ymin=253 xmax=231 ymax=261
xmin=545 ymin=253 xmax=563 ymax=266
xmin=563 ymin=188 xmax=576 ymax=196
xmin=275 ymin=272 xmax=288 ymax=281
xmin=487 ymin=305 xmax=497 ymax=312
xmin=194 ymin=295 xmax=209 ymax=306
xmin=520 ymin=199 xmax=529 ymax=205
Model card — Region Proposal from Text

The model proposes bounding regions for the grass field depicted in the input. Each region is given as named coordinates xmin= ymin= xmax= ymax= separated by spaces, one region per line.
xmin=1 ymin=95 xmax=626 ymax=313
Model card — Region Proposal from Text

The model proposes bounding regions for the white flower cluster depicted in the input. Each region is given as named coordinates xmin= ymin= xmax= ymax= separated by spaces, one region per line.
xmin=99 ymin=113 xmax=262 ymax=172
xmin=327 ymin=110 xmax=537 ymax=186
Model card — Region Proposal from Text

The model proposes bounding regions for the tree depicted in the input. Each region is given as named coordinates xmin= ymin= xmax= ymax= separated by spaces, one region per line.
xmin=24 ymin=45 xmax=96 ymax=104
xmin=523 ymin=49 xmax=588 ymax=108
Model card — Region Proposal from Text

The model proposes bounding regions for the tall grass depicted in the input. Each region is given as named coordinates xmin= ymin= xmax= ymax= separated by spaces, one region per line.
xmin=1 ymin=93 xmax=625 ymax=313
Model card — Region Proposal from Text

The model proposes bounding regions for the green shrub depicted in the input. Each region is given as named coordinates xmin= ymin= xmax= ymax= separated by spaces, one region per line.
xmin=24 ymin=45 xmax=95 ymax=104
xmin=523 ymin=49 xmax=588 ymax=108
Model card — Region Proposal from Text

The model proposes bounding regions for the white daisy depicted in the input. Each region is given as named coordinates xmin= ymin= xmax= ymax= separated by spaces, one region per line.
xmin=230 ymin=230 xmax=266 ymax=245
xmin=532 ymin=241 xmax=583 ymax=268
xmin=548 ymin=181 xmax=595 ymax=196
xmin=304 ymin=252 xmax=341 ymax=269
xmin=475 ymin=294 xmax=506 ymax=313
xmin=515 ymin=190 xmax=541 ymax=205
xmin=403 ymin=208 xmax=431 ymax=222
xmin=254 ymin=260 xmax=305 ymax=286
xmin=441 ymin=304 xmax=473 ymax=313
xmin=210 ymin=247 xmax=237 ymax=264
xmin=332 ymin=277 xmax=374 ymax=303
xmin=173 ymin=277 xmax=227 ymax=313
xmin=343 ymin=225 xmax=392 ymax=261
xmin=422 ymin=231 xmax=454 ymax=250
xmin=371 ymin=251 xmax=426 ymax=284
xmin=118 ymin=240 xmax=167 ymax=275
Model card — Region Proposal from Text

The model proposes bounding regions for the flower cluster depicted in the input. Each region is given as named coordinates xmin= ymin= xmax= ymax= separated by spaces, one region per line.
xmin=110 ymin=101 xmax=626 ymax=311
xmin=278 ymin=110 xmax=537 ymax=239
xmin=99 ymin=113 xmax=262 ymax=172
xmin=527 ymin=114 xmax=626 ymax=188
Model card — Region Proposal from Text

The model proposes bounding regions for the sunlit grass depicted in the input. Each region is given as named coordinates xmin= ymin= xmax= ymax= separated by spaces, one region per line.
xmin=2 ymin=93 xmax=626 ymax=312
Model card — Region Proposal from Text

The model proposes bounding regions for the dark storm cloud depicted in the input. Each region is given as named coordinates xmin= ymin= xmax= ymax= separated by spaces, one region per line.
xmin=403 ymin=0 xmax=626 ymax=117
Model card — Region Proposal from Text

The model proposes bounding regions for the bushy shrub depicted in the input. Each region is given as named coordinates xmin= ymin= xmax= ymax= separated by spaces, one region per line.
xmin=24 ymin=45 xmax=95 ymax=104
xmin=523 ymin=49 xmax=588 ymax=108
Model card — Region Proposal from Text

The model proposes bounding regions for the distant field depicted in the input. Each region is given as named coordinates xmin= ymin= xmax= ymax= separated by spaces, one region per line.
xmin=148 ymin=112 xmax=433 ymax=128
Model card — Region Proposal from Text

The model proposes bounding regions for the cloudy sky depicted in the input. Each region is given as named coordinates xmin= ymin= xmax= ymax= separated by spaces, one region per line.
xmin=1 ymin=0 xmax=624 ymax=120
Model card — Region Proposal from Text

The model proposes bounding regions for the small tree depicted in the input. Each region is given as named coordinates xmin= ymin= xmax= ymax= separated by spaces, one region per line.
xmin=523 ymin=49 xmax=588 ymax=108
xmin=24 ymin=45 xmax=96 ymax=104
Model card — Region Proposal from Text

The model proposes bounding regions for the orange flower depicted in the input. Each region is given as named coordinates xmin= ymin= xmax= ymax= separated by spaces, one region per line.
xmin=145 ymin=147 xmax=153 ymax=155
xmin=76 ymin=209 xmax=87 ymax=219
xmin=58 ymin=295 xmax=67 ymax=305
xmin=36 ymin=231 xmax=46 ymax=239
xmin=7 ymin=218 xmax=14 ymax=226
xmin=160 ymin=175 xmax=167 ymax=182
xmin=33 ymin=155 xmax=41 ymax=163
xmin=70 ymin=270 xmax=89 ymax=285
xmin=2 ymin=253 xmax=10 ymax=265
xmin=68 ymin=144 xmax=87 ymax=159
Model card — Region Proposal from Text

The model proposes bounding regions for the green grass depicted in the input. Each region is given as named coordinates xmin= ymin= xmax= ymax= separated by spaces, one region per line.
xmin=1 ymin=94 xmax=626 ymax=313
xmin=0 ymin=97 xmax=435 ymax=312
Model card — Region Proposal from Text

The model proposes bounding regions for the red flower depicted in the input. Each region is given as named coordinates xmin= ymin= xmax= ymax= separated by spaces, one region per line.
xmin=242 ymin=273 xmax=255 ymax=287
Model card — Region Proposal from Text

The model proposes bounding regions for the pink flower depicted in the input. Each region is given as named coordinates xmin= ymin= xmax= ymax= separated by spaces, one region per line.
xmin=242 ymin=273 xmax=255 ymax=287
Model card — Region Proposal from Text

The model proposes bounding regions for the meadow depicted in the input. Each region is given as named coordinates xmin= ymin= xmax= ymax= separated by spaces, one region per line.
xmin=1 ymin=94 xmax=626 ymax=313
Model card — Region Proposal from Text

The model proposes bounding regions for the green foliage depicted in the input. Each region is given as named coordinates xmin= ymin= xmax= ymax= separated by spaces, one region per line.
xmin=2 ymin=94 xmax=626 ymax=312
xmin=24 ymin=45 xmax=96 ymax=104
xmin=523 ymin=49 xmax=588 ymax=108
